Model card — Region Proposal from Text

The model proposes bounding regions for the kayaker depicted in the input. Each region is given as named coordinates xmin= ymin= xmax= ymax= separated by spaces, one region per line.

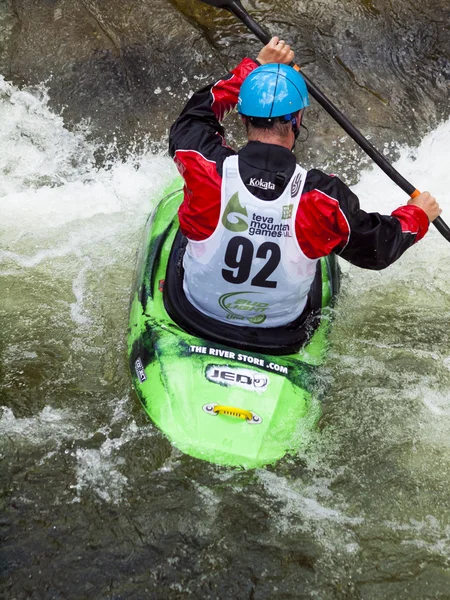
xmin=169 ymin=37 xmax=441 ymax=328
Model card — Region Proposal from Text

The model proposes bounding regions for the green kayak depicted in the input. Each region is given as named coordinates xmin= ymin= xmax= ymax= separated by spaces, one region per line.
xmin=128 ymin=179 xmax=340 ymax=469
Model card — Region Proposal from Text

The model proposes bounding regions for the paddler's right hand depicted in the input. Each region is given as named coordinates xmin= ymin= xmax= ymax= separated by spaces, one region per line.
xmin=257 ymin=36 xmax=294 ymax=65
xmin=407 ymin=191 xmax=442 ymax=222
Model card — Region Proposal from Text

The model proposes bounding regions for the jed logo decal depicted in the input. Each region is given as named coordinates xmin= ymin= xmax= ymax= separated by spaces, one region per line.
xmin=206 ymin=365 xmax=269 ymax=392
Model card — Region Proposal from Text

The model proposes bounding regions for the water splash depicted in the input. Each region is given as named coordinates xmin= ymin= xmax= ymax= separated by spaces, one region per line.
xmin=1 ymin=70 xmax=450 ymax=599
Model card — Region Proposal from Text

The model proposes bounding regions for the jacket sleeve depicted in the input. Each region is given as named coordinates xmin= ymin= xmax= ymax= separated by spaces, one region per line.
xmin=296 ymin=170 xmax=429 ymax=269
xmin=169 ymin=58 xmax=259 ymax=241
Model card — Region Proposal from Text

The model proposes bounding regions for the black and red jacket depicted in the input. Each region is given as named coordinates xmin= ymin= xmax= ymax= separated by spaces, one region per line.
xmin=169 ymin=58 xmax=429 ymax=269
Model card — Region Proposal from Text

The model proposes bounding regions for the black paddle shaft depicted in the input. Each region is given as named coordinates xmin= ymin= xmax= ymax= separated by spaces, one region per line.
xmin=197 ymin=0 xmax=450 ymax=241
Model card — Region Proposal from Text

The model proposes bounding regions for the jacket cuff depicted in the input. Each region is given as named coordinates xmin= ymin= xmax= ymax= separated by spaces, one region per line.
xmin=391 ymin=204 xmax=429 ymax=243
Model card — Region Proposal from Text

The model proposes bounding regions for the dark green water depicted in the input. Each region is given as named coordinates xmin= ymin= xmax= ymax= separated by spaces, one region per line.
xmin=1 ymin=1 xmax=450 ymax=598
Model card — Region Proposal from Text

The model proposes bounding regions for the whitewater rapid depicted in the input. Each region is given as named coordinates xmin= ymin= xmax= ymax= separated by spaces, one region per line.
xmin=1 ymin=76 xmax=450 ymax=600
xmin=1 ymin=74 xmax=449 ymax=499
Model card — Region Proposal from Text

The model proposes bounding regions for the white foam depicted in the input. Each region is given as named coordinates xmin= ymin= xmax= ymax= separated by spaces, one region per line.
xmin=0 ymin=406 xmax=84 ymax=442
xmin=0 ymin=77 xmax=177 ymax=257
xmin=352 ymin=119 xmax=450 ymax=213
xmin=256 ymin=469 xmax=362 ymax=560
xmin=72 ymin=420 xmax=156 ymax=503
xmin=0 ymin=76 xmax=94 ymax=197
xmin=257 ymin=470 xmax=361 ymax=526
xmin=73 ymin=438 xmax=130 ymax=504
xmin=70 ymin=255 xmax=93 ymax=325
xmin=386 ymin=517 xmax=450 ymax=557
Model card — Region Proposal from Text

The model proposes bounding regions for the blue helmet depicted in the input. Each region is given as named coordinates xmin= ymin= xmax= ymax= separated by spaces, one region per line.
xmin=238 ymin=63 xmax=309 ymax=119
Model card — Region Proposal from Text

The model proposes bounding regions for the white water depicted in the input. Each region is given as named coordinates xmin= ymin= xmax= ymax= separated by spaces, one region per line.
xmin=0 ymin=76 xmax=176 ymax=502
xmin=1 ymin=76 xmax=450 ymax=512
xmin=0 ymin=76 xmax=176 ymax=254
xmin=1 ymin=74 xmax=450 ymax=600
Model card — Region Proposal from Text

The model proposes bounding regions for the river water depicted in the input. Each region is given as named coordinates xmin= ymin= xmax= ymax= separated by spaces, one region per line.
xmin=1 ymin=0 xmax=450 ymax=598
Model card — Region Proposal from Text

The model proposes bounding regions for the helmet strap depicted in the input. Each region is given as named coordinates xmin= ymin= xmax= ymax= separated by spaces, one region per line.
xmin=290 ymin=112 xmax=303 ymax=150
xmin=298 ymin=122 xmax=309 ymax=142
xmin=291 ymin=116 xmax=300 ymax=139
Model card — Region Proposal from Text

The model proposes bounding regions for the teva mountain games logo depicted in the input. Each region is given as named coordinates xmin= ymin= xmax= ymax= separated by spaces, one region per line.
xmin=206 ymin=364 xmax=269 ymax=391
xmin=221 ymin=192 xmax=248 ymax=232
xmin=222 ymin=192 xmax=292 ymax=238
xmin=219 ymin=291 xmax=268 ymax=324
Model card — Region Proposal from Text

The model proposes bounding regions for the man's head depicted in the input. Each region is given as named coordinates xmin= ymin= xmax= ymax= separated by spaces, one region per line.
xmin=238 ymin=63 xmax=309 ymax=149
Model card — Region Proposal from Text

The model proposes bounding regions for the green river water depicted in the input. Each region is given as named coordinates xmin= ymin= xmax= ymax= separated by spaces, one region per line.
xmin=1 ymin=1 xmax=450 ymax=598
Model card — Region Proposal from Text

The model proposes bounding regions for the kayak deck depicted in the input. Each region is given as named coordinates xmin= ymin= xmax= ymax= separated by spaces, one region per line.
xmin=128 ymin=183 xmax=337 ymax=469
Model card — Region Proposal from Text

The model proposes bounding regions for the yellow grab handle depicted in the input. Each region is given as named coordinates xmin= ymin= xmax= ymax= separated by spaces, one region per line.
xmin=213 ymin=405 xmax=253 ymax=420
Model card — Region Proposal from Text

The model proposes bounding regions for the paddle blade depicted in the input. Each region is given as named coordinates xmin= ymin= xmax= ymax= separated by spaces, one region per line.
xmin=196 ymin=0 xmax=241 ymax=9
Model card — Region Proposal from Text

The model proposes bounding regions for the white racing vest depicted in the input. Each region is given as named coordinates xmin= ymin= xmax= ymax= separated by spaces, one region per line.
xmin=183 ymin=155 xmax=319 ymax=327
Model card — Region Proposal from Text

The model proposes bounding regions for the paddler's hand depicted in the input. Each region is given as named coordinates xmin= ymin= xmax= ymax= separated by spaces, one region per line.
xmin=407 ymin=191 xmax=442 ymax=222
xmin=257 ymin=36 xmax=294 ymax=65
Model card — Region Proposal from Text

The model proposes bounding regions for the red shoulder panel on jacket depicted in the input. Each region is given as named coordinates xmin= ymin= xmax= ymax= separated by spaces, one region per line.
xmin=175 ymin=149 xmax=222 ymax=241
xmin=295 ymin=189 xmax=351 ymax=259
xmin=211 ymin=59 xmax=259 ymax=122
